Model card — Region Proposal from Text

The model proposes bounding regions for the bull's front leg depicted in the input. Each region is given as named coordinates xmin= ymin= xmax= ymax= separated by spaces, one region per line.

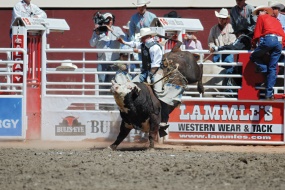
xmin=109 ymin=121 xmax=131 ymax=150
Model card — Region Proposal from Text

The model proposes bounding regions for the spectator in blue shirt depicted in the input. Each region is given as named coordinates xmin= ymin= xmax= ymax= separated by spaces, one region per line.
xmin=129 ymin=0 xmax=156 ymax=41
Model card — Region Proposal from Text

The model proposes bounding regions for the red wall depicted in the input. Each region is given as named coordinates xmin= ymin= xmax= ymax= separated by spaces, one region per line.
xmin=0 ymin=8 xmax=219 ymax=59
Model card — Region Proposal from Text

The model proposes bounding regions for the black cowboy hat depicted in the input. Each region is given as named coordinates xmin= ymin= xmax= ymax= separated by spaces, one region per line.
xmin=163 ymin=11 xmax=181 ymax=18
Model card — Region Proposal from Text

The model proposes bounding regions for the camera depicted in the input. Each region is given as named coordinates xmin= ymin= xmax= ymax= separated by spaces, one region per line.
xmin=93 ymin=11 xmax=108 ymax=34
xmin=93 ymin=11 xmax=105 ymax=25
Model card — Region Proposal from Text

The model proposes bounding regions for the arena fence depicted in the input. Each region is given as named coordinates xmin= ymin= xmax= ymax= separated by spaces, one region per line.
xmin=1 ymin=46 xmax=285 ymax=145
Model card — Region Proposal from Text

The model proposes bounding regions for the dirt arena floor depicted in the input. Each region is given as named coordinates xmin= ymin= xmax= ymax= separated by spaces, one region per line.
xmin=1 ymin=140 xmax=285 ymax=190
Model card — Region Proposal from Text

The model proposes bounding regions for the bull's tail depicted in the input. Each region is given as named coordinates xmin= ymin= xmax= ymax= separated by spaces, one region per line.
xmin=197 ymin=64 xmax=204 ymax=95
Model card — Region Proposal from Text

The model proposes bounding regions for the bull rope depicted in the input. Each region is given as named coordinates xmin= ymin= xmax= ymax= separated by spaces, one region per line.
xmin=148 ymin=63 xmax=187 ymax=87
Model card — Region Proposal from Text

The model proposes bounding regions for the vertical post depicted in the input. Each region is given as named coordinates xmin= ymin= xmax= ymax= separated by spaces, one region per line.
xmin=26 ymin=32 xmax=42 ymax=139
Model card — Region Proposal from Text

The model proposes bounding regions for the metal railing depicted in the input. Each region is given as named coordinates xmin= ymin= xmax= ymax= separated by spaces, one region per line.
xmin=43 ymin=47 xmax=285 ymax=110
xmin=0 ymin=48 xmax=27 ymax=96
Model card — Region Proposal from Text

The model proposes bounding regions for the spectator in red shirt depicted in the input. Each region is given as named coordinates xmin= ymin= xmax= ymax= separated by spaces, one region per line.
xmin=250 ymin=5 xmax=285 ymax=100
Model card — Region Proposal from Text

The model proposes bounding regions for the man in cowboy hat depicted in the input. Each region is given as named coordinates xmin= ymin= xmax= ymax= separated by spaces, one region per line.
xmin=230 ymin=0 xmax=256 ymax=33
xmin=208 ymin=8 xmax=236 ymax=64
xmin=250 ymin=5 xmax=285 ymax=100
xmin=119 ymin=28 xmax=162 ymax=89
xmin=208 ymin=8 xmax=236 ymax=96
xmin=129 ymin=0 xmax=156 ymax=42
xmin=118 ymin=27 xmax=172 ymax=130
xmin=269 ymin=0 xmax=285 ymax=31
xmin=268 ymin=1 xmax=285 ymax=65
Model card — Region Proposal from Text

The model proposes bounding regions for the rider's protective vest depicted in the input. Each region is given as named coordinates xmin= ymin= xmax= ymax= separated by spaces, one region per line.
xmin=141 ymin=41 xmax=162 ymax=71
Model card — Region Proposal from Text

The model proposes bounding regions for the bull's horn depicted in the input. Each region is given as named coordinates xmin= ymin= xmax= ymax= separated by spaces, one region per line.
xmin=111 ymin=80 xmax=116 ymax=85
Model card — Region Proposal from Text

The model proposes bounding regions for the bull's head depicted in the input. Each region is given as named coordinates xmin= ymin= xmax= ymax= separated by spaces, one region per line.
xmin=110 ymin=80 xmax=141 ymax=112
xmin=111 ymin=80 xmax=141 ymax=96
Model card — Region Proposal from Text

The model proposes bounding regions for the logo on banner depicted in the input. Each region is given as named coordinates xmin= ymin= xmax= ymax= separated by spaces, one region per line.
xmin=55 ymin=116 xmax=86 ymax=136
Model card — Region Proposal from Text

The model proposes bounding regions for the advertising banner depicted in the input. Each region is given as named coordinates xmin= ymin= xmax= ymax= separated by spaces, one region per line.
xmin=168 ymin=101 xmax=284 ymax=143
xmin=0 ymin=98 xmax=23 ymax=137
xmin=41 ymin=111 xmax=145 ymax=142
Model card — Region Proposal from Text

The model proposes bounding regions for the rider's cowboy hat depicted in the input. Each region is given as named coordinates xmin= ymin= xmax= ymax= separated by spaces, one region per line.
xmin=138 ymin=28 xmax=157 ymax=38
xmin=123 ymin=21 xmax=130 ymax=30
xmin=252 ymin=5 xmax=273 ymax=15
xmin=132 ymin=0 xmax=150 ymax=7
xmin=268 ymin=1 xmax=285 ymax=10
xmin=215 ymin=8 xmax=229 ymax=18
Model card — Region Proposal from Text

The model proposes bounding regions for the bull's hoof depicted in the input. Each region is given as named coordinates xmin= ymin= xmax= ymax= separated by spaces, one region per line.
xmin=107 ymin=144 xmax=118 ymax=151
xmin=159 ymin=123 xmax=169 ymax=130
xmin=159 ymin=128 xmax=168 ymax=137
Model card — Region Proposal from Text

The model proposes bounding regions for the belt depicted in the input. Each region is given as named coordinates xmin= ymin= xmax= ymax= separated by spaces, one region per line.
xmin=265 ymin=34 xmax=277 ymax=37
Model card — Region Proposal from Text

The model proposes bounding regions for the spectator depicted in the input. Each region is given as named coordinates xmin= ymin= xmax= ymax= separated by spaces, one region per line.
xmin=129 ymin=0 xmax=156 ymax=41
xmin=210 ymin=28 xmax=252 ymax=97
xmin=119 ymin=28 xmax=178 ymax=130
xmin=269 ymin=1 xmax=285 ymax=31
xmin=183 ymin=32 xmax=203 ymax=50
xmin=250 ymin=5 xmax=285 ymax=100
xmin=122 ymin=21 xmax=131 ymax=42
xmin=114 ymin=44 xmax=135 ymax=73
xmin=89 ymin=12 xmax=125 ymax=82
xmin=122 ymin=20 xmax=139 ymax=67
xmin=269 ymin=1 xmax=285 ymax=65
xmin=10 ymin=0 xmax=47 ymax=37
xmin=210 ymin=28 xmax=252 ymax=52
xmin=230 ymin=0 xmax=257 ymax=33
xmin=183 ymin=32 xmax=203 ymax=60
xmin=208 ymin=8 xmax=236 ymax=65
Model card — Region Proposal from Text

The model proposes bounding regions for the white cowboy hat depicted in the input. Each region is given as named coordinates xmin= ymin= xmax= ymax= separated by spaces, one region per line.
xmin=56 ymin=60 xmax=78 ymax=71
xmin=252 ymin=5 xmax=273 ymax=15
xmin=215 ymin=8 xmax=229 ymax=18
xmin=123 ymin=21 xmax=130 ymax=29
xmin=268 ymin=1 xmax=285 ymax=10
xmin=132 ymin=0 xmax=151 ymax=7
xmin=138 ymin=28 xmax=157 ymax=38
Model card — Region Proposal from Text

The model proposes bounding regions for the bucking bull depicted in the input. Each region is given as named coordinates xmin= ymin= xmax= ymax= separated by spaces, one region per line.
xmin=108 ymin=37 xmax=204 ymax=150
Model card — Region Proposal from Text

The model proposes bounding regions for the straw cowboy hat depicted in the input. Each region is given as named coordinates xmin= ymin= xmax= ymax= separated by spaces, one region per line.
xmin=132 ymin=0 xmax=151 ymax=7
xmin=215 ymin=8 xmax=229 ymax=18
xmin=56 ymin=60 xmax=78 ymax=71
xmin=123 ymin=21 xmax=130 ymax=30
xmin=252 ymin=5 xmax=273 ymax=15
xmin=138 ymin=28 xmax=157 ymax=38
xmin=268 ymin=1 xmax=285 ymax=10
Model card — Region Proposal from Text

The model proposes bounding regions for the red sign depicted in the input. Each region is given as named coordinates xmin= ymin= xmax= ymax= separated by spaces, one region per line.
xmin=168 ymin=101 xmax=284 ymax=142
xmin=12 ymin=35 xmax=24 ymax=83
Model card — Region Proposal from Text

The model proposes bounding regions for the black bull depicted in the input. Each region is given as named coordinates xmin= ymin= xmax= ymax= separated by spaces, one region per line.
xmin=109 ymin=81 xmax=161 ymax=150
xmin=162 ymin=50 xmax=204 ymax=94
xmin=109 ymin=40 xmax=204 ymax=150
